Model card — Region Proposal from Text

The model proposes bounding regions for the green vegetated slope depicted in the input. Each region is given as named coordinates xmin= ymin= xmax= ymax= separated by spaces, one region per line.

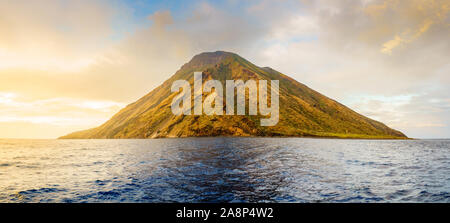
xmin=60 ymin=51 xmax=407 ymax=139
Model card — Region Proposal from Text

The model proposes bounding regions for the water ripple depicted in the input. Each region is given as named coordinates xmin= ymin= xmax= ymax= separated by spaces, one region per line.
xmin=0 ymin=138 xmax=449 ymax=203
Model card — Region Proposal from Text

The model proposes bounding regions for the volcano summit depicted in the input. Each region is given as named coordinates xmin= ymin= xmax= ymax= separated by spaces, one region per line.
xmin=61 ymin=51 xmax=407 ymax=139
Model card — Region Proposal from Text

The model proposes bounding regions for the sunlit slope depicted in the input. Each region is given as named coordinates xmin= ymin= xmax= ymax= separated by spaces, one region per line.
xmin=60 ymin=51 xmax=407 ymax=139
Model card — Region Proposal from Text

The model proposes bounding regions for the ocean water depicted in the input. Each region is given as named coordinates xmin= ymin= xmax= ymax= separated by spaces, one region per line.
xmin=0 ymin=137 xmax=449 ymax=203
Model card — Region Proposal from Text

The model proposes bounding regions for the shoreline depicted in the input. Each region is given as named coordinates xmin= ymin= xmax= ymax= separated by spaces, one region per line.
xmin=58 ymin=135 xmax=412 ymax=140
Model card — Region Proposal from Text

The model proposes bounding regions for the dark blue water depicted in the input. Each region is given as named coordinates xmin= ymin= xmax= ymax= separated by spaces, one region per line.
xmin=0 ymin=138 xmax=449 ymax=202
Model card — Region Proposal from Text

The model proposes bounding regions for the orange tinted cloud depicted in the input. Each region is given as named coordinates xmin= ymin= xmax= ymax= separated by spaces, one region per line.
xmin=362 ymin=0 xmax=450 ymax=54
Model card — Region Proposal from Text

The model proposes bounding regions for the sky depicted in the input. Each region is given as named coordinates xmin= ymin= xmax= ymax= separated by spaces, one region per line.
xmin=0 ymin=0 xmax=449 ymax=139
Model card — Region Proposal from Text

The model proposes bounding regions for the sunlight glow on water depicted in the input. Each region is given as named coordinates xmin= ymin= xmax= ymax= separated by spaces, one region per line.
xmin=0 ymin=138 xmax=449 ymax=203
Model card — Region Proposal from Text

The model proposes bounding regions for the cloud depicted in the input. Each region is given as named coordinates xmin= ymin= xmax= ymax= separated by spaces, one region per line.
xmin=350 ymin=90 xmax=450 ymax=138
xmin=0 ymin=91 xmax=124 ymax=124
xmin=0 ymin=91 xmax=124 ymax=138
xmin=149 ymin=10 xmax=174 ymax=27
xmin=381 ymin=35 xmax=405 ymax=55
xmin=0 ymin=0 xmax=123 ymax=71
xmin=362 ymin=0 xmax=449 ymax=54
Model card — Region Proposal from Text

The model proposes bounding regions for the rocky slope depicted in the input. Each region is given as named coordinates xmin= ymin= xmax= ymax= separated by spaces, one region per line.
xmin=60 ymin=51 xmax=407 ymax=139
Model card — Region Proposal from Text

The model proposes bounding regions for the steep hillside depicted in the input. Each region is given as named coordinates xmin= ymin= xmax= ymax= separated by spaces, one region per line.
xmin=60 ymin=51 xmax=407 ymax=139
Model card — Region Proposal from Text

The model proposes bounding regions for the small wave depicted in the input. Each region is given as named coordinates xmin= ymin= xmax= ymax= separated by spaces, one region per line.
xmin=414 ymin=190 xmax=450 ymax=202
xmin=10 ymin=187 xmax=67 ymax=202
xmin=385 ymin=189 xmax=413 ymax=200
xmin=93 ymin=179 xmax=111 ymax=186
xmin=97 ymin=191 xmax=121 ymax=197
xmin=19 ymin=187 xmax=66 ymax=194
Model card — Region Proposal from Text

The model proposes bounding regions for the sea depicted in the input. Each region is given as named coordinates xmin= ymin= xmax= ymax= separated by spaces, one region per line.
xmin=0 ymin=137 xmax=449 ymax=203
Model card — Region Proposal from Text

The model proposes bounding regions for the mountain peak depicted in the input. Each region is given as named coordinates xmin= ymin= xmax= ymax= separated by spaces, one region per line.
xmin=183 ymin=51 xmax=238 ymax=69
xmin=193 ymin=50 xmax=236 ymax=59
